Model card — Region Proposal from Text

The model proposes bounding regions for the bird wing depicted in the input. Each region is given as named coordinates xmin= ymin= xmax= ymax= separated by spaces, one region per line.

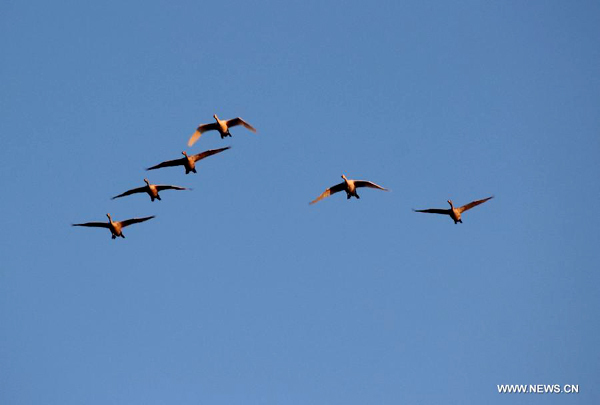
xmin=354 ymin=180 xmax=388 ymax=191
xmin=458 ymin=196 xmax=494 ymax=213
xmin=309 ymin=182 xmax=346 ymax=205
xmin=120 ymin=216 xmax=155 ymax=228
xmin=155 ymin=185 xmax=188 ymax=191
xmin=72 ymin=222 xmax=110 ymax=228
xmin=146 ymin=157 xmax=185 ymax=171
xmin=188 ymin=123 xmax=220 ymax=146
xmin=192 ymin=146 xmax=231 ymax=162
xmin=412 ymin=208 xmax=450 ymax=215
xmin=226 ymin=117 xmax=257 ymax=133
xmin=111 ymin=186 xmax=147 ymax=199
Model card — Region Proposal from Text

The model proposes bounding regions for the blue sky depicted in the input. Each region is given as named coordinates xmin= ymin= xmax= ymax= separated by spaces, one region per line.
xmin=1 ymin=1 xmax=599 ymax=403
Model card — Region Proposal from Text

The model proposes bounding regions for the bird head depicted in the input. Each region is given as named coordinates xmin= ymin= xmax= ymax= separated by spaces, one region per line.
xmin=106 ymin=213 xmax=111 ymax=220
xmin=182 ymin=151 xmax=188 ymax=157
xmin=447 ymin=200 xmax=453 ymax=207
xmin=143 ymin=178 xmax=149 ymax=185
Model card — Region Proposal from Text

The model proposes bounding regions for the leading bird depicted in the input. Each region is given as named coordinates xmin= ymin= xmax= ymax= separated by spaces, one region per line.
xmin=188 ymin=115 xmax=256 ymax=146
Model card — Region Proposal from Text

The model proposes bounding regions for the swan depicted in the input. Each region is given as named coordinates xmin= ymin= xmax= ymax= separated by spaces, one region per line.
xmin=72 ymin=214 xmax=155 ymax=239
xmin=188 ymin=115 xmax=256 ymax=146
xmin=112 ymin=178 xmax=189 ymax=202
xmin=413 ymin=196 xmax=494 ymax=224
xmin=146 ymin=147 xmax=230 ymax=174
xmin=310 ymin=174 xmax=388 ymax=204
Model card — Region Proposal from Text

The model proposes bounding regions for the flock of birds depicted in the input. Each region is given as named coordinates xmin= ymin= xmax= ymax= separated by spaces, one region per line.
xmin=72 ymin=114 xmax=494 ymax=239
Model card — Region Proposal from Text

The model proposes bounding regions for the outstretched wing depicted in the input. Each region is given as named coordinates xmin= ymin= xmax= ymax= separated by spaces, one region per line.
xmin=188 ymin=122 xmax=220 ymax=146
xmin=226 ymin=117 xmax=257 ymax=133
xmin=309 ymin=182 xmax=346 ymax=205
xmin=120 ymin=216 xmax=155 ymax=228
xmin=155 ymin=185 xmax=188 ymax=191
xmin=354 ymin=180 xmax=388 ymax=191
xmin=146 ymin=158 xmax=185 ymax=171
xmin=458 ymin=196 xmax=494 ymax=213
xmin=111 ymin=186 xmax=147 ymax=200
xmin=192 ymin=146 xmax=231 ymax=162
xmin=412 ymin=208 xmax=450 ymax=215
xmin=72 ymin=222 xmax=110 ymax=228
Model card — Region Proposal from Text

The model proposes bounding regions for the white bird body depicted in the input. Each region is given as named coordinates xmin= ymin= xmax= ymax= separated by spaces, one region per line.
xmin=342 ymin=175 xmax=356 ymax=196
xmin=147 ymin=183 xmax=159 ymax=199
xmin=215 ymin=115 xmax=229 ymax=134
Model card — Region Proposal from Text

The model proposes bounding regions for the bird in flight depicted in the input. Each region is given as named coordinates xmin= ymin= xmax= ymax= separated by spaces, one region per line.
xmin=72 ymin=214 xmax=155 ymax=239
xmin=188 ymin=115 xmax=256 ymax=146
xmin=111 ymin=178 xmax=189 ymax=202
xmin=413 ymin=196 xmax=494 ymax=224
xmin=310 ymin=174 xmax=388 ymax=204
xmin=146 ymin=147 xmax=230 ymax=174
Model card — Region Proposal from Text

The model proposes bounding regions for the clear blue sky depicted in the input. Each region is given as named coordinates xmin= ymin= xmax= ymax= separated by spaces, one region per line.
xmin=1 ymin=1 xmax=599 ymax=403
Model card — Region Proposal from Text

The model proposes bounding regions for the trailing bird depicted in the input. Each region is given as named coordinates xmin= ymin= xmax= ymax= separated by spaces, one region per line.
xmin=146 ymin=147 xmax=230 ymax=174
xmin=188 ymin=114 xmax=256 ymax=146
xmin=413 ymin=196 xmax=494 ymax=224
xmin=112 ymin=178 xmax=189 ymax=202
xmin=72 ymin=214 xmax=155 ymax=239
xmin=310 ymin=174 xmax=388 ymax=205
